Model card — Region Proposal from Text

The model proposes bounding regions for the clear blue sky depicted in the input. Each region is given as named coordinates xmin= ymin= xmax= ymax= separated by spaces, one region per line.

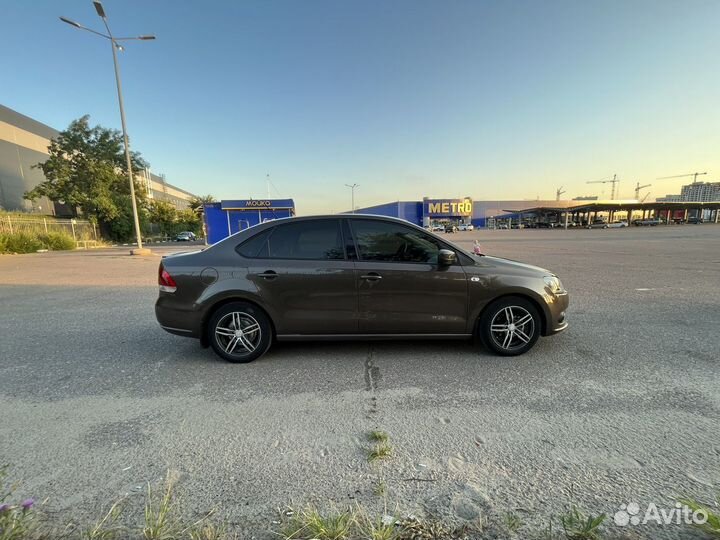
xmin=3 ymin=0 xmax=719 ymax=213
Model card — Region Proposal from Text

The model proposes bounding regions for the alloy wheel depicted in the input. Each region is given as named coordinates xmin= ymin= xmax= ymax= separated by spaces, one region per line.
xmin=489 ymin=305 xmax=535 ymax=352
xmin=214 ymin=311 xmax=262 ymax=356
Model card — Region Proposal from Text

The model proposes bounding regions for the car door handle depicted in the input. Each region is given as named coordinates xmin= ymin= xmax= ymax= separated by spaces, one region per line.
xmin=360 ymin=272 xmax=382 ymax=281
xmin=256 ymin=270 xmax=278 ymax=280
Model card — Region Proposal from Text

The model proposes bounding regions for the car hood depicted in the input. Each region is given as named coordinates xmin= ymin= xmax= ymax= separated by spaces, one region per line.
xmin=468 ymin=255 xmax=551 ymax=277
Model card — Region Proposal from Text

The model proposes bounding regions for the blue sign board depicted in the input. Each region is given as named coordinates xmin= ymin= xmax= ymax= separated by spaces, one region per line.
xmin=220 ymin=199 xmax=295 ymax=210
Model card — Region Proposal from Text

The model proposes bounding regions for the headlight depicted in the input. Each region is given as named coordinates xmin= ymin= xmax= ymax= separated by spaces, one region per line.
xmin=543 ymin=275 xmax=564 ymax=293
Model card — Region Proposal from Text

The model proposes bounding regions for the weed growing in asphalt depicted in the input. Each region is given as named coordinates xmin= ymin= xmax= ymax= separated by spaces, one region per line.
xmin=367 ymin=442 xmax=393 ymax=462
xmin=678 ymin=494 xmax=720 ymax=537
xmin=143 ymin=472 xmax=183 ymax=540
xmin=373 ymin=480 xmax=387 ymax=497
xmin=78 ymin=499 xmax=125 ymax=540
xmin=559 ymin=506 xmax=606 ymax=540
xmin=280 ymin=505 xmax=354 ymax=540
xmin=0 ymin=465 xmax=38 ymax=540
xmin=503 ymin=511 xmax=523 ymax=533
xmin=367 ymin=430 xmax=389 ymax=443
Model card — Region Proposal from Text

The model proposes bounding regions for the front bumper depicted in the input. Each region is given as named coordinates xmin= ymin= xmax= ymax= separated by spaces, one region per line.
xmin=544 ymin=291 xmax=569 ymax=335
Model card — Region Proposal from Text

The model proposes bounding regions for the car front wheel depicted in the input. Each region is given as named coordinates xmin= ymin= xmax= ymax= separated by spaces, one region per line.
xmin=478 ymin=297 xmax=541 ymax=356
xmin=208 ymin=302 xmax=273 ymax=363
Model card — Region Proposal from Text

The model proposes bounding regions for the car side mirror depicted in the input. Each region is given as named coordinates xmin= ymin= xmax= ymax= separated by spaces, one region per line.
xmin=438 ymin=249 xmax=456 ymax=266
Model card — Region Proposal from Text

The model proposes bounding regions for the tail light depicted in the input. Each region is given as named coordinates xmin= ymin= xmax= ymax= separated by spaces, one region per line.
xmin=158 ymin=263 xmax=177 ymax=293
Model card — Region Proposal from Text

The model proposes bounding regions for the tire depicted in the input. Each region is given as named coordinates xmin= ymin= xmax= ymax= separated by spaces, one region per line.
xmin=478 ymin=296 xmax=541 ymax=356
xmin=208 ymin=301 xmax=273 ymax=363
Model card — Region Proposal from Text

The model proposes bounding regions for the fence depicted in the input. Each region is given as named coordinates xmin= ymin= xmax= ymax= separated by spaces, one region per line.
xmin=0 ymin=214 xmax=97 ymax=242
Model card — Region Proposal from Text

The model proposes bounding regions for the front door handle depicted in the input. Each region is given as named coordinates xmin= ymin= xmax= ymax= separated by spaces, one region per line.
xmin=256 ymin=270 xmax=278 ymax=280
xmin=360 ymin=272 xmax=382 ymax=281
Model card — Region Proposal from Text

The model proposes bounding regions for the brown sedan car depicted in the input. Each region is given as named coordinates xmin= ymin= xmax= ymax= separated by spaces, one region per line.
xmin=156 ymin=215 xmax=568 ymax=362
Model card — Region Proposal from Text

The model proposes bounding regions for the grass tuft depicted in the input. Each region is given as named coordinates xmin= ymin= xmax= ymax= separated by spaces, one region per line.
xmin=367 ymin=430 xmax=389 ymax=443
xmin=367 ymin=442 xmax=393 ymax=462
xmin=280 ymin=505 xmax=354 ymax=540
xmin=143 ymin=472 xmax=182 ymax=540
xmin=504 ymin=511 xmax=523 ymax=533
xmin=78 ymin=499 xmax=125 ymax=540
xmin=559 ymin=506 xmax=606 ymax=540
xmin=678 ymin=495 xmax=720 ymax=537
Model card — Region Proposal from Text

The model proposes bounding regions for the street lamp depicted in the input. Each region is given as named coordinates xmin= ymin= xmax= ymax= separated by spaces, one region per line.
xmin=345 ymin=183 xmax=359 ymax=213
xmin=59 ymin=1 xmax=156 ymax=255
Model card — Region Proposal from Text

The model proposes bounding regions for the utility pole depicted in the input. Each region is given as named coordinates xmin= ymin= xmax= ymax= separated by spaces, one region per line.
xmin=266 ymin=174 xmax=271 ymax=199
xmin=345 ymin=183 xmax=359 ymax=213
xmin=60 ymin=1 xmax=155 ymax=255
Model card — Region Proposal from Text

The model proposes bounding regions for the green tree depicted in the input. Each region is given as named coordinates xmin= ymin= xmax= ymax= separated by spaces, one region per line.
xmin=188 ymin=194 xmax=216 ymax=214
xmin=25 ymin=115 xmax=148 ymax=241
xmin=148 ymin=200 xmax=178 ymax=236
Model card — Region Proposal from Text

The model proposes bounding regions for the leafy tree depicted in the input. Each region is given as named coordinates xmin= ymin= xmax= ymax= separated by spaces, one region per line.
xmin=148 ymin=201 xmax=178 ymax=236
xmin=25 ymin=115 xmax=148 ymax=240
xmin=188 ymin=194 xmax=216 ymax=214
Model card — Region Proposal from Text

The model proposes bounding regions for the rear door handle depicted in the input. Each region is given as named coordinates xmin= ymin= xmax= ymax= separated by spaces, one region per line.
xmin=360 ymin=272 xmax=382 ymax=281
xmin=256 ymin=270 xmax=278 ymax=280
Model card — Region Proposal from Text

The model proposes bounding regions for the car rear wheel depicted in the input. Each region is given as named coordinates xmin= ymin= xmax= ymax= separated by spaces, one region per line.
xmin=478 ymin=297 xmax=541 ymax=356
xmin=208 ymin=302 xmax=272 ymax=363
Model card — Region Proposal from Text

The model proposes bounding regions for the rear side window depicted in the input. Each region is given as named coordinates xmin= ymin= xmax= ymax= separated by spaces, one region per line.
xmin=238 ymin=220 xmax=345 ymax=260
xmin=236 ymin=229 xmax=271 ymax=258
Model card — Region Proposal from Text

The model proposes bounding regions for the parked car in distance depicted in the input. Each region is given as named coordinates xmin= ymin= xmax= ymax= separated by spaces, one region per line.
xmin=632 ymin=218 xmax=661 ymax=226
xmin=444 ymin=224 xmax=458 ymax=233
xmin=587 ymin=219 xmax=608 ymax=229
xmin=686 ymin=216 xmax=704 ymax=224
xmin=607 ymin=221 xmax=628 ymax=228
xmin=431 ymin=224 xmax=445 ymax=232
xmin=497 ymin=223 xmax=509 ymax=229
xmin=156 ymin=215 xmax=569 ymax=362
xmin=457 ymin=223 xmax=474 ymax=231
xmin=175 ymin=231 xmax=197 ymax=241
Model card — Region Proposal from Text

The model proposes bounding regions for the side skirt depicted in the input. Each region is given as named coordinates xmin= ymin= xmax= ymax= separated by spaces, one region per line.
xmin=275 ymin=333 xmax=472 ymax=342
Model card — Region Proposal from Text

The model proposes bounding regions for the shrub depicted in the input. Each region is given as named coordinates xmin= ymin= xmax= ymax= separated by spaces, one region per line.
xmin=2 ymin=232 xmax=45 ymax=254
xmin=38 ymin=231 xmax=76 ymax=251
xmin=0 ymin=231 xmax=75 ymax=254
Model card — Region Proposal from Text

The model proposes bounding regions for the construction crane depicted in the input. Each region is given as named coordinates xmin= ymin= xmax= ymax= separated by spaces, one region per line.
xmin=634 ymin=182 xmax=651 ymax=200
xmin=640 ymin=192 xmax=651 ymax=203
xmin=556 ymin=186 xmax=566 ymax=201
xmin=656 ymin=172 xmax=707 ymax=184
xmin=587 ymin=174 xmax=619 ymax=200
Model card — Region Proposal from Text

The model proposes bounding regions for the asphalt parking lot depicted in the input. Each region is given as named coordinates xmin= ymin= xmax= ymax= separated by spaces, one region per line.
xmin=1 ymin=226 xmax=719 ymax=539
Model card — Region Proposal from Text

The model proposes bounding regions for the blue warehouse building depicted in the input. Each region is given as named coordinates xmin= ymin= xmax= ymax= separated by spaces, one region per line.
xmin=352 ymin=197 xmax=549 ymax=228
xmin=204 ymin=199 xmax=295 ymax=244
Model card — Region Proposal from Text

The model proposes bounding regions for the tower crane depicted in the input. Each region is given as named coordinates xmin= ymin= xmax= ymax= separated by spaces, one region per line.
xmin=586 ymin=174 xmax=619 ymax=200
xmin=556 ymin=186 xmax=566 ymax=201
xmin=656 ymin=172 xmax=707 ymax=184
xmin=634 ymin=182 xmax=651 ymax=200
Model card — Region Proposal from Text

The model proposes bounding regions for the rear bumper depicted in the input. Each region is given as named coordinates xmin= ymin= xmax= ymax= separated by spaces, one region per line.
xmin=155 ymin=297 xmax=202 ymax=338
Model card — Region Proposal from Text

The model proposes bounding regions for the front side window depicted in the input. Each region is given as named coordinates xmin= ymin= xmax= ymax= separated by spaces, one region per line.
xmin=350 ymin=220 xmax=443 ymax=263
xmin=239 ymin=220 xmax=345 ymax=260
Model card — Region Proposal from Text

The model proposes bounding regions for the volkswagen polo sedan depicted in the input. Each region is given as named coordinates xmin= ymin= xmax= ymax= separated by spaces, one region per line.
xmin=156 ymin=215 xmax=568 ymax=362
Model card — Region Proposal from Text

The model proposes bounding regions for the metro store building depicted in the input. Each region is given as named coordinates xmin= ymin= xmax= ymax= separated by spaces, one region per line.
xmin=352 ymin=197 xmax=573 ymax=228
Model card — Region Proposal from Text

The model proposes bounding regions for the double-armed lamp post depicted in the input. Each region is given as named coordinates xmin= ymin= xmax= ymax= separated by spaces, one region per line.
xmin=60 ymin=1 xmax=155 ymax=255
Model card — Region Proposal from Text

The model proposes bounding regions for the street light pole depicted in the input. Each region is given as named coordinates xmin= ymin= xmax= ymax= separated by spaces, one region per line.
xmin=345 ymin=183 xmax=359 ymax=213
xmin=110 ymin=36 xmax=144 ymax=252
xmin=60 ymin=1 xmax=155 ymax=255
